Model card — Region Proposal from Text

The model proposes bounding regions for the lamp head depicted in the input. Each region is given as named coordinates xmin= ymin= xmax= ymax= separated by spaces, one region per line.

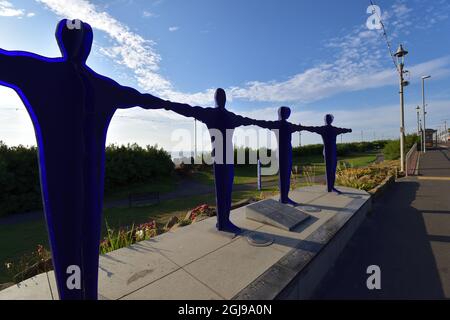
xmin=394 ymin=44 xmax=408 ymax=65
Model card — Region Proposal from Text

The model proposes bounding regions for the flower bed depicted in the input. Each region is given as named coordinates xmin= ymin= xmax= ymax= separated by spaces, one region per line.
xmin=336 ymin=160 xmax=398 ymax=191
xmin=100 ymin=220 xmax=158 ymax=254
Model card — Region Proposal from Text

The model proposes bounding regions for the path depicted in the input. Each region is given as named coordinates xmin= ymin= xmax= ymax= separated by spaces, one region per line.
xmin=313 ymin=144 xmax=450 ymax=299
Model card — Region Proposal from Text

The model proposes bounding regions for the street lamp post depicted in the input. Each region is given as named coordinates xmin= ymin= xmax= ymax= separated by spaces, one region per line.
xmin=416 ymin=106 xmax=420 ymax=135
xmin=194 ymin=119 xmax=197 ymax=160
xmin=422 ymin=75 xmax=431 ymax=153
xmin=394 ymin=44 xmax=409 ymax=173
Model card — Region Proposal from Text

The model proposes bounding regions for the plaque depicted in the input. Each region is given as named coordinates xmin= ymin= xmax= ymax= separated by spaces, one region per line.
xmin=245 ymin=199 xmax=311 ymax=231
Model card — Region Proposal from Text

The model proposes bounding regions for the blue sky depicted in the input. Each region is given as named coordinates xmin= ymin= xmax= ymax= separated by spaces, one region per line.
xmin=1 ymin=0 xmax=450 ymax=153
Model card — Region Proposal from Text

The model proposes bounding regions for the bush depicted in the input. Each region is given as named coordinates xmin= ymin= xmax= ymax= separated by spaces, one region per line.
xmin=104 ymin=143 xmax=174 ymax=192
xmin=336 ymin=161 xmax=398 ymax=191
xmin=382 ymin=134 xmax=419 ymax=160
xmin=293 ymin=140 xmax=389 ymax=158
xmin=100 ymin=220 xmax=158 ymax=255
xmin=0 ymin=142 xmax=174 ymax=216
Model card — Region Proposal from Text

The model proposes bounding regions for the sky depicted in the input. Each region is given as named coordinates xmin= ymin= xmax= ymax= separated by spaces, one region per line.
xmin=0 ymin=0 xmax=450 ymax=154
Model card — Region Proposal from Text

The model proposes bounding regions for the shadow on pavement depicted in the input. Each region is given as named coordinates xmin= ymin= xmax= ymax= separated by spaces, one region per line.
xmin=312 ymin=180 xmax=446 ymax=299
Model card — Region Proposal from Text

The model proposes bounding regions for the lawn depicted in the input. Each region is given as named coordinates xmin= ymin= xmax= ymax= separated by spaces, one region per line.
xmin=193 ymin=152 xmax=378 ymax=185
xmin=104 ymin=175 xmax=178 ymax=203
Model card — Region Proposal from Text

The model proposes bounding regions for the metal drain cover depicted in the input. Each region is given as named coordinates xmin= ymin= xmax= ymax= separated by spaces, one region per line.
xmin=247 ymin=233 xmax=273 ymax=247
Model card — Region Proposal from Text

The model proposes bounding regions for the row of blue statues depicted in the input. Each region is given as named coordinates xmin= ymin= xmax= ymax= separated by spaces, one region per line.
xmin=0 ymin=20 xmax=351 ymax=299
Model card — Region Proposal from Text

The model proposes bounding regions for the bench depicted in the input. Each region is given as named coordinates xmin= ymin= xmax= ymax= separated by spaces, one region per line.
xmin=128 ymin=192 xmax=160 ymax=208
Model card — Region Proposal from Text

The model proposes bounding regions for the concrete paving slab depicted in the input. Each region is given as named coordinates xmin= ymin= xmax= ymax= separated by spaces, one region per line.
xmin=0 ymin=273 xmax=52 ymax=300
xmin=47 ymin=271 xmax=109 ymax=300
xmin=97 ymin=244 xmax=179 ymax=300
xmin=307 ymin=192 xmax=354 ymax=213
xmin=140 ymin=222 xmax=238 ymax=267
xmin=183 ymin=236 xmax=287 ymax=299
xmin=121 ymin=269 xmax=223 ymax=300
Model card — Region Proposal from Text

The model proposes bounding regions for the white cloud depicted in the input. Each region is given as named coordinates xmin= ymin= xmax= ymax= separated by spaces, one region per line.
xmin=37 ymin=0 xmax=172 ymax=93
xmin=142 ymin=10 xmax=156 ymax=18
xmin=168 ymin=26 xmax=179 ymax=32
xmin=35 ymin=0 xmax=450 ymax=108
xmin=0 ymin=0 xmax=34 ymax=17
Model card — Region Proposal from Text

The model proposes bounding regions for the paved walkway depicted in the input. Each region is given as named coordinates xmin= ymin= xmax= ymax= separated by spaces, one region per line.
xmin=313 ymin=144 xmax=450 ymax=299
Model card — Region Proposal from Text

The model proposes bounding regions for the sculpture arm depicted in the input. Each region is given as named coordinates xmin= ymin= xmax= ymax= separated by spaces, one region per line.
xmin=229 ymin=113 xmax=279 ymax=129
xmin=300 ymin=125 xmax=324 ymax=135
xmin=335 ymin=127 xmax=352 ymax=135
xmin=251 ymin=119 xmax=280 ymax=130
xmin=0 ymin=49 xmax=42 ymax=85
xmin=115 ymin=85 xmax=170 ymax=110
xmin=164 ymin=101 xmax=207 ymax=122
xmin=290 ymin=123 xmax=307 ymax=133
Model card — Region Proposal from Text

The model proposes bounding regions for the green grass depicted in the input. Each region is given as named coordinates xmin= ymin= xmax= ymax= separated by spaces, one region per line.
xmin=104 ymin=175 xmax=178 ymax=203
xmin=193 ymin=152 xmax=378 ymax=185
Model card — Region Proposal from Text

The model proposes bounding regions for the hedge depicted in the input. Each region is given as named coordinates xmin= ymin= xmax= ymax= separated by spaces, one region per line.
xmin=0 ymin=142 xmax=174 ymax=216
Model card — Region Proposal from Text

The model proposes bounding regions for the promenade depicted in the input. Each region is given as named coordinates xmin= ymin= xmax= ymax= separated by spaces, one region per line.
xmin=313 ymin=144 xmax=450 ymax=299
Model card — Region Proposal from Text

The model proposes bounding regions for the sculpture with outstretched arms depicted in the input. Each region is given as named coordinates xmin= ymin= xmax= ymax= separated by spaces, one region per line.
xmin=250 ymin=106 xmax=316 ymax=206
xmin=301 ymin=114 xmax=352 ymax=194
xmin=164 ymin=88 xmax=260 ymax=234
xmin=0 ymin=19 xmax=174 ymax=300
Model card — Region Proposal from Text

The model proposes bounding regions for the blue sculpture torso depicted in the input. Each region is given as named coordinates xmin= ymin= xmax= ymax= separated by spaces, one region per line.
xmin=253 ymin=107 xmax=306 ymax=205
xmin=165 ymin=89 xmax=259 ymax=234
xmin=303 ymin=115 xmax=352 ymax=193
xmin=0 ymin=20 xmax=169 ymax=299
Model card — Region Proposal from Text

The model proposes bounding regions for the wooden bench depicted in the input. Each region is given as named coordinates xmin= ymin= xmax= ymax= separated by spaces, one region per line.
xmin=128 ymin=192 xmax=160 ymax=208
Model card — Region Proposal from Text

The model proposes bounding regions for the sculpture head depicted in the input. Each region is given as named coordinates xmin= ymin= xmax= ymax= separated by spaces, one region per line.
xmin=278 ymin=106 xmax=291 ymax=121
xmin=56 ymin=19 xmax=93 ymax=64
xmin=214 ymin=88 xmax=226 ymax=109
xmin=324 ymin=114 xmax=334 ymax=125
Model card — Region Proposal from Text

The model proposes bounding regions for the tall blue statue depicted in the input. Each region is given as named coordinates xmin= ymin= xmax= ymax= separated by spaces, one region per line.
xmin=251 ymin=106 xmax=313 ymax=206
xmin=164 ymin=88 xmax=261 ymax=234
xmin=302 ymin=114 xmax=352 ymax=194
xmin=0 ymin=19 xmax=173 ymax=299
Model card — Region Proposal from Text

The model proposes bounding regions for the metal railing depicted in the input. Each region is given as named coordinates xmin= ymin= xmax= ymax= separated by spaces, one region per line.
xmin=405 ymin=142 xmax=418 ymax=176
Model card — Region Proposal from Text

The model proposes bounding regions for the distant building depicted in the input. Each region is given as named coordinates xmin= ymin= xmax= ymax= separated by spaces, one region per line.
xmin=424 ymin=129 xmax=437 ymax=148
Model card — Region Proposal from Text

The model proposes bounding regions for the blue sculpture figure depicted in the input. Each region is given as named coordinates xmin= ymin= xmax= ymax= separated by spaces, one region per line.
xmin=164 ymin=88 xmax=261 ymax=234
xmin=302 ymin=114 xmax=352 ymax=194
xmin=0 ymin=19 xmax=173 ymax=299
xmin=251 ymin=106 xmax=312 ymax=206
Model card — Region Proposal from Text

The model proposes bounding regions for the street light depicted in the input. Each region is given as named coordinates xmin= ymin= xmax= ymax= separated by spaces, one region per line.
xmin=416 ymin=105 xmax=423 ymax=150
xmin=394 ymin=44 xmax=409 ymax=173
xmin=416 ymin=106 xmax=420 ymax=135
xmin=421 ymin=75 xmax=431 ymax=153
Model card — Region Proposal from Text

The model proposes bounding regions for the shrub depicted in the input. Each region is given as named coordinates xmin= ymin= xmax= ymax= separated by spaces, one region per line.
xmin=100 ymin=220 xmax=157 ymax=255
xmin=4 ymin=245 xmax=52 ymax=283
xmin=293 ymin=140 xmax=389 ymax=158
xmin=0 ymin=142 xmax=174 ymax=216
xmin=336 ymin=161 xmax=398 ymax=191
xmin=382 ymin=134 xmax=419 ymax=160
